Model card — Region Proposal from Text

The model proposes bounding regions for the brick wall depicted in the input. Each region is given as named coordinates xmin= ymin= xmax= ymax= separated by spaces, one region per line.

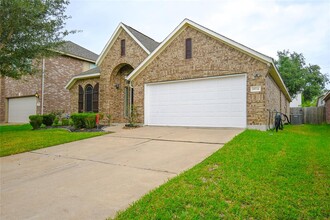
xmin=265 ymin=73 xmax=290 ymax=128
xmin=133 ymin=26 xmax=270 ymax=127
xmin=98 ymin=29 xmax=148 ymax=122
xmin=42 ymin=56 xmax=88 ymax=114
xmin=265 ymin=74 xmax=281 ymax=128
xmin=0 ymin=55 xmax=93 ymax=122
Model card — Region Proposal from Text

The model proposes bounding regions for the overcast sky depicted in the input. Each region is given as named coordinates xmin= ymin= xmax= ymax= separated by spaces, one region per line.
xmin=65 ymin=0 xmax=330 ymax=86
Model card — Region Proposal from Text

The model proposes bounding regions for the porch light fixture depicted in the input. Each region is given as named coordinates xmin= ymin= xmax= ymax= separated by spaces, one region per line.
xmin=35 ymin=92 xmax=39 ymax=98
xmin=115 ymin=83 xmax=120 ymax=89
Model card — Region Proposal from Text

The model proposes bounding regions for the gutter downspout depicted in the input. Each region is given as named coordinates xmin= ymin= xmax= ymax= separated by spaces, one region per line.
xmin=41 ymin=58 xmax=45 ymax=114
xmin=128 ymin=80 xmax=133 ymax=116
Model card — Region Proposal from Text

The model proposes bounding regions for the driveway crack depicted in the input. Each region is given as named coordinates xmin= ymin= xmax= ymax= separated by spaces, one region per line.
xmin=108 ymin=136 xmax=224 ymax=145
xmin=29 ymin=151 xmax=177 ymax=175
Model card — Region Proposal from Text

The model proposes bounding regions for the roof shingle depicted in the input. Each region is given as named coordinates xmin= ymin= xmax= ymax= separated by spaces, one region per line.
xmin=122 ymin=24 xmax=160 ymax=52
xmin=57 ymin=41 xmax=98 ymax=62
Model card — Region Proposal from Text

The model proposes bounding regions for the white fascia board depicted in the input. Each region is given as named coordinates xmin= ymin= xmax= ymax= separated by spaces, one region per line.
xmin=126 ymin=19 xmax=188 ymax=81
xmin=127 ymin=18 xmax=273 ymax=81
xmin=96 ymin=23 xmax=151 ymax=66
xmin=96 ymin=24 xmax=122 ymax=65
xmin=270 ymin=61 xmax=292 ymax=101
xmin=65 ymin=73 xmax=100 ymax=90
xmin=121 ymin=24 xmax=151 ymax=55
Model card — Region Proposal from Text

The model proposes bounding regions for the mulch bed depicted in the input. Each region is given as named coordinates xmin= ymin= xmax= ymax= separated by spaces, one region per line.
xmin=42 ymin=125 xmax=108 ymax=132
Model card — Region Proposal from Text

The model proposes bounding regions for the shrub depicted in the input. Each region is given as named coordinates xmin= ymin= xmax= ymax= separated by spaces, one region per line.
xmin=71 ymin=113 xmax=96 ymax=129
xmin=53 ymin=118 xmax=59 ymax=126
xmin=29 ymin=115 xmax=43 ymax=130
xmin=42 ymin=114 xmax=55 ymax=126
xmin=50 ymin=110 xmax=64 ymax=121
xmin=128 ymin=106 xmax=139 ymax=126
xmin=85 ymin=116 xmax=96 ymax=129
xmin=61 ymin=119 xmax=69 ymax=126
xmin=106 ymin=114 xmax=112 ymax=126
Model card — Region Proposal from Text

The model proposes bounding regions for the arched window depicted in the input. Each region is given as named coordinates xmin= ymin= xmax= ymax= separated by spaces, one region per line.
xmin=85 ymin=84 xmax=93 ymax=112
xmin=93 ymin=83 xmax=99 ymax=113
xmin=78 ymin=85 xmax=84 ymax=113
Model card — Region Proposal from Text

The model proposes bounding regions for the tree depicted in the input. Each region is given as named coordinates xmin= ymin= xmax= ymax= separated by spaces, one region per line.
xmin=275 ymin=50 xmax=329 ymax=103
xmin=0 ymin=0 xmax=75 ymax=78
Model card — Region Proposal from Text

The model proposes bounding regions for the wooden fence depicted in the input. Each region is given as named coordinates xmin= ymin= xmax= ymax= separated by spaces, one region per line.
xmin=290 ymin=107 xmax=326 ymax=124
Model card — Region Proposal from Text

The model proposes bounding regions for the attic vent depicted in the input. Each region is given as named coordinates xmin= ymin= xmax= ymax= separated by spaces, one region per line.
xmin=121 ymin=39 xmax=125 ymax=56
xmin=185 ymin=38 xmax=192 ymax=59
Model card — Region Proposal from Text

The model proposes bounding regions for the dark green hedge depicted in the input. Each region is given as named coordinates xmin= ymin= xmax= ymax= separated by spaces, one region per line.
xmin=71 ymin=113 xmax=97 ymax=129
xmin=29 ymin=115 xmax=43 ymax=130
xmin=42 ymin=114 xmax=55 ymax=126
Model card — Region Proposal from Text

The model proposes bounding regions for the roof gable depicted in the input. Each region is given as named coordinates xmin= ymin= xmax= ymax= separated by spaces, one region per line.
xmin=126 ymin=19 xmax=291 ymax=101
xmin=96 ymin=23 xmax=160 ymax=65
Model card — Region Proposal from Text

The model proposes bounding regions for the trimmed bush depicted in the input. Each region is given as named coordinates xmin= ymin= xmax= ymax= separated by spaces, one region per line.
xmin=85 ymin=116 xmax=96 ymax=129
xmin=42 ymin=114 xmax=55 ymax=126
xmin=71 ymin=113 xmax=96 ymax=129
xmin=53 ymin=118 xmax=59 ymax=126
xmin=61 ymin=119 xmax=69 ymax=126
xmin=29 ymin=115 xmax=43 ymax=130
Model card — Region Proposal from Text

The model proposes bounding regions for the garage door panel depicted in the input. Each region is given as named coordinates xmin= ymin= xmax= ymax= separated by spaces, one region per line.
xmin=8 ymin=96 xmax=37 ymax=123
xmin=145 ymin=75 xmax=246 ymax=128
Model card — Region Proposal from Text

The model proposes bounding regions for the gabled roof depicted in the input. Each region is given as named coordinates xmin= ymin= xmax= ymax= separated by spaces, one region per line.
xmin=122 ymin=24 xmax=160 ymax=53
xmin=126 ymin=18 xmax=291 ymax=101
xmin=56 ymin=41 xmax=98 ymax=63
xmin=96 ymin=23 xmax=160 ymax=65
xmin=65 ymin=67 xmax=100 ymax=89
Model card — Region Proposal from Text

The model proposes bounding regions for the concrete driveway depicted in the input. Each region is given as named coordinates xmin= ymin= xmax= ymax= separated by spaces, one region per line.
xmin=0 ymin=125 xmax=243 ymax=220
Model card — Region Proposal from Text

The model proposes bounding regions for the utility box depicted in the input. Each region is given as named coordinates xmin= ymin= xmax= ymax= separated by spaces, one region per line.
xmin=290 ymin=114 xmax=303 ymax=125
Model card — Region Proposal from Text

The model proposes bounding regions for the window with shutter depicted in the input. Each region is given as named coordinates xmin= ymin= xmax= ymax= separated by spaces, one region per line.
xmin=93 ymin=83 xmax=99 ymax=113
xmin=78 ymin=85 xmax=84 ymax=113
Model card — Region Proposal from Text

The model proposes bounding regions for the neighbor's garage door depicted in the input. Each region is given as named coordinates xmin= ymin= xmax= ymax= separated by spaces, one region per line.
xmin=145 ymin=75 xmax=246 ymax=128
xmin=8 ymin=96 xmax=37 ymax=123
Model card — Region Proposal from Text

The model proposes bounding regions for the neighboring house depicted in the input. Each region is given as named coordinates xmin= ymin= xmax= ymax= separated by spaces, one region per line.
xmin=323 ymin=91 xmax=330 ymax=123
xmin=0 ymin=41 xmax=98 ymax=123
xmin=290 ymin=92 xmax=302 ymax=107
xmin=316 ymin=94 xmax=326 ymax=107
xmin=66 ymin=19 xmax=291 ymax=130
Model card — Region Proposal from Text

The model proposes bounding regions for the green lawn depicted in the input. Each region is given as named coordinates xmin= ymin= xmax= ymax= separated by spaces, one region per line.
xmin=113 ymin=125 xmax=330 ymax=219
xmin=0 ymin=124 xmax=106 ymax=157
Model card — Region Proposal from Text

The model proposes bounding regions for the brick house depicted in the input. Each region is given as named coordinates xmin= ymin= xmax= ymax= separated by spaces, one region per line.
xmin=323 ymin=91 xmax=330 ymax=124
xmin=0 ymin=41 xmax=98 ymax=123
xmin=66 ymin=19 xmax=291 ymax=130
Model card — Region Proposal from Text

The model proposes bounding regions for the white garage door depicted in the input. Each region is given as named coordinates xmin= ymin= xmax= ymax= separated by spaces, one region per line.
xmin=145 ymin=75 xmax=246 ymax=128
xmin=8 ymin=96 xmax=37 ymax=123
